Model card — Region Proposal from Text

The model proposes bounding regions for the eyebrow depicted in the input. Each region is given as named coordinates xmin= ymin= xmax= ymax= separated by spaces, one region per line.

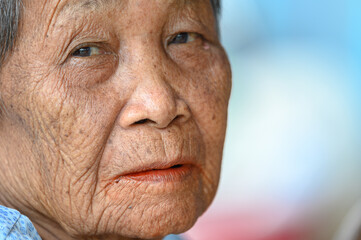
xmin=80 ymin=0 xmax=101 ymax=8
xmin=52 ymin=0 xmax=202 ymax=33
xmin=59 ymin=0 xmax=117 ymax=15
xmin=60 ymin=0 xmax=190 ymax=14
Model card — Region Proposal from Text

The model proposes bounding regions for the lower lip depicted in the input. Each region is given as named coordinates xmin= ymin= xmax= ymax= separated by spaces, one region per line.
xmin=119 ymin=164 xmax=194 ymax=182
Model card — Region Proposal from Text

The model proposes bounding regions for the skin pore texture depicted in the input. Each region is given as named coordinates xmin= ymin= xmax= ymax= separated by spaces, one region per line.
xmin=0 ymin=0 xmax=231 ymax=239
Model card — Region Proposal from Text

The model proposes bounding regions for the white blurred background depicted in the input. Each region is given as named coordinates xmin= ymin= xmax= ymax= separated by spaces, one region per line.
xmin=184 ymin=0 xmax=361 ymax=239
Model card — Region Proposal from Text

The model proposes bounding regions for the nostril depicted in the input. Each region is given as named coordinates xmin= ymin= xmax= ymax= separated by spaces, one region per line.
xmin=133 ymin=118 xmax=157 ymax=125
xmin=134 ymin=119 xmax=149 ymax=124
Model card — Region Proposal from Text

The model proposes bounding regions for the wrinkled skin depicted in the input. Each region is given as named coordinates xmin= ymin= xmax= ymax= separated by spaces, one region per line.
xmin=0 ymin=0 xmax=231 ymax=239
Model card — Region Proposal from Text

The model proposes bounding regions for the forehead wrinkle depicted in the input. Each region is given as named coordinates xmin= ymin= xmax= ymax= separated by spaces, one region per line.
xmin=41 ymin=0 xmax=62 ymax=44
xmin=41 ymin=0 xmax=117 ymax=39
xmin=41 ymin=0 xmax=207 ymax=42
xmin=167 ymin=0 xmax=211 ymax=23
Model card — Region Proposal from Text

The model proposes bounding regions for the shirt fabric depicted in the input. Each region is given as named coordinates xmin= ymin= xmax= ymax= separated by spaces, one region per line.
xmin=0 ymin=205 xmax=42 ymax=240
xmin=164 ymin=234 xmax=184 ymax=240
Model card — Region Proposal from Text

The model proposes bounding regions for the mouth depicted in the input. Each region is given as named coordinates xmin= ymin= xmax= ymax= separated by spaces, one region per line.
xmin=117 ymin=164 xmax=194 ymax=182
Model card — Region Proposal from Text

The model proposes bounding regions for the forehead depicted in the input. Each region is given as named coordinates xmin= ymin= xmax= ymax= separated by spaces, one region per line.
xmin=25 ymin=0 xmax=212 ymax=33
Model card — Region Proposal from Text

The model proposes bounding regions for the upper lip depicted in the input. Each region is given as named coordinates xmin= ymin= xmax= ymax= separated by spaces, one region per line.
xmin=119 ymin=157 xmax=195 ymax=176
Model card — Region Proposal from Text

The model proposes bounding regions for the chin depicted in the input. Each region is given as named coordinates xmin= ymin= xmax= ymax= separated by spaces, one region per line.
xmin=64 ymin=170 xmax=213 ymax=240
xmin=118 ymin=196 xmax=204 ymax=239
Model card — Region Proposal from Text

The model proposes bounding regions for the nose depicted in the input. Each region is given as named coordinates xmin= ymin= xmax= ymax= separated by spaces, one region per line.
xmin=118 ymin=69 xmax=191 ymax=129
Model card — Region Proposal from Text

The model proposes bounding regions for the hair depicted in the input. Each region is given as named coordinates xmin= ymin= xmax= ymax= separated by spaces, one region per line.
xmin=211 ymin=0 xmax=221 ymax=21
xmin=0 ymin=0 xmax=22 ymax=69
xmin=0 ymin=0 xmax=221 ymax=69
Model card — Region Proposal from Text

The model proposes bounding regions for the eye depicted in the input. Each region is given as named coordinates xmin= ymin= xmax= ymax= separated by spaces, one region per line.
xmin=72 ymin=45 xmax=107 ymax=57
xmin=169 ymin=32 xmax=199 ymax=45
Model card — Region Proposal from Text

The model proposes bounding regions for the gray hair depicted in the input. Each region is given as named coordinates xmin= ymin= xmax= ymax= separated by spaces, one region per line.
xmin=0 ymin=0 xmax=221 ymax=69
xmin=0 ymin=0 xmax=22 ymax=69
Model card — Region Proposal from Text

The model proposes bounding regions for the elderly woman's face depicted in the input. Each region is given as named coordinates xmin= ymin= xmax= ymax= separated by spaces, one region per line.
xmin=0 ymin=0 xmax=231 ymax=239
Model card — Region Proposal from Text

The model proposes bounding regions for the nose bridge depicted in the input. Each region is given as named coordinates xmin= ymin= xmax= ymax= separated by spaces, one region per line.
xmin=135 ymin=47 xmax=175 ymax=107
xmin=118 ymin=50 xmax=189 ymax=129
xmin=137 ymin=64 xmax=176 ymax=117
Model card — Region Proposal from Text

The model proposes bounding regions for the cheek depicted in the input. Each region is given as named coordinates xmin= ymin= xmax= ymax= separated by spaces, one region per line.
xmin=183 ymin=49 xmax=231 ymax=201
xmin=183 ymin=49 xmax=231 ymax=143
xmin=21 ymin=71 xmax=124 ymax=223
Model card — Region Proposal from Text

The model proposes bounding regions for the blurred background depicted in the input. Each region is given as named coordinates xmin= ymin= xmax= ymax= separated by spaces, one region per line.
xmin=183 ymin=0 xmax=361 ymax=239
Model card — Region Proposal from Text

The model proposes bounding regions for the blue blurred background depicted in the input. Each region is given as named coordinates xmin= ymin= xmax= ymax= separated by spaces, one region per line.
xmin=184 ymin=0 xmax=361 ymax=239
